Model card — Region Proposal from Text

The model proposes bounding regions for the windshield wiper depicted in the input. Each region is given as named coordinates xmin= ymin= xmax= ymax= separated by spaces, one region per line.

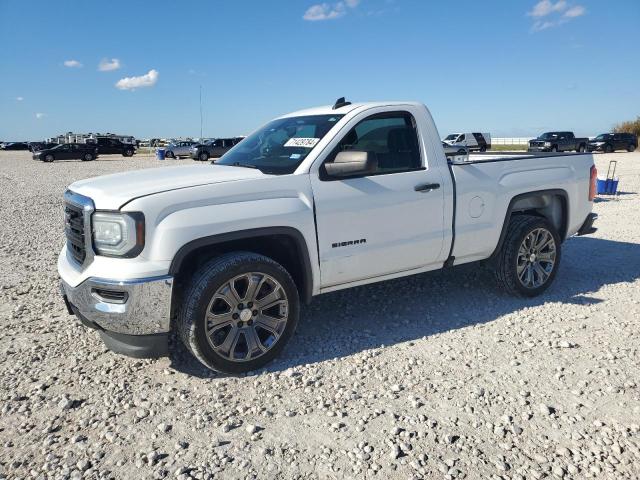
xmin=231 ymin=162 xmax=260 ymax=169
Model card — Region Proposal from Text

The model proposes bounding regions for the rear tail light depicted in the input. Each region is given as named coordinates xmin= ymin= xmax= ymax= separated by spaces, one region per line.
xmin=589 ymin=165 xmax=597 ymax=201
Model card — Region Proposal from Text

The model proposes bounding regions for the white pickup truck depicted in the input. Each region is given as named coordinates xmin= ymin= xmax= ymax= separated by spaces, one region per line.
xmin=59 ymin=99 xmax=598 ymax=373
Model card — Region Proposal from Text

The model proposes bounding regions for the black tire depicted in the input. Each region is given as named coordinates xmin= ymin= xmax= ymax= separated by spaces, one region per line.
xmin=178 ymin=252 xmax=300 ymax=373
xmin=166 ymin=150 xmax=175 ymax=159
xmin=493 ymin=215 xmax=561 ymax=298
xmin=480 ymin=146 xmax=487 ymax=152
xmin=550 ymin=146 xmax=558 ymax=153
xmin=198 ymin=151 xmax=209 ymax=161
xmin=82 ymin=153 xmax=94 ymax=161
xmin=627 ymin=144 xmax=636 ymax=153
xmin=577 ymin=144 xmax=585 ymax=153
xmin=43 ymin=154 xmax=54 ymax=163
xmin=123 ymin=149 xmax=134 ymax=157
xmin=604 ymin=144 xmax=613 ymax=153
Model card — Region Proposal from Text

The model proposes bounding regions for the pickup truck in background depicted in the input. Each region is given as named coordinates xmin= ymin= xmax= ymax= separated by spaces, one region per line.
xmin=59 ymin=99 xmax=598 ymax=373
xmin=528 ymin=131 xmax=588 ymax=153
xmin=91 ymin=137 xmax=136 ymax=157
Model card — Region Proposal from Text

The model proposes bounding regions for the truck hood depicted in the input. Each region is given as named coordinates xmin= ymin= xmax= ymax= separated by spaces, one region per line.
xmin=69 ymin=164 xmax=265 ymax=209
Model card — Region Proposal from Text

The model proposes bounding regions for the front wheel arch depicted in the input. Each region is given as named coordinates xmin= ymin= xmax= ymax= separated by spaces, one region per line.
xmin=169 ymin=227 xmax=314 ymax=306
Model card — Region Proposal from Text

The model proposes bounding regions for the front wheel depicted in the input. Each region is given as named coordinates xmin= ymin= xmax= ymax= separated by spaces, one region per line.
xmin=627 ymin=144 xmax=636 ymax=152
xmin=178 ymin=252 xmax=300 ymax=373
xmin=604 ymin=144 xmax=613 ymax=153
xmin=198 ymin=151 xmax=209 ymax=161
xmin=123 ymin=149 xmax=134 ymax=157
xmin=166 ymin=150 xmax=175 ymax=159
xmin=82 ymin=153 xmax=94 ymax=161
xmin=550 ymin=146 xmax=558 ymax=153
xmin=493 ymin=215 xmax=561 ymax=297
xmin=44 ymin=154 xmax=54 ymax=163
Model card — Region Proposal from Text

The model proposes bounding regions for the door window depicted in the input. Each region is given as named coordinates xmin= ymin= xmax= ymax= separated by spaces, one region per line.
xmin=323 ymin=112 xmax=422 ymax=177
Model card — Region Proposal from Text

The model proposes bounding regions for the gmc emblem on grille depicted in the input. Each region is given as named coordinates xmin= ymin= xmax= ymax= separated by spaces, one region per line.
xmin=332 ymin=238 xmax=366 ymax=248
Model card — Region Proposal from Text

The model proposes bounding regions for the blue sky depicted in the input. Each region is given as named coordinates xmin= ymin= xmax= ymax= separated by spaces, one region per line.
xmin=1 ymin=0 xmax=638 ymax=140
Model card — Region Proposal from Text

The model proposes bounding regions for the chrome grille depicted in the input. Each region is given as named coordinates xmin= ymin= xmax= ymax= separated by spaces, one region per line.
xmin=65 ymin=202 xmax=86 ymax=263
xmin=63 ymin=190 xmax=94 ymax=266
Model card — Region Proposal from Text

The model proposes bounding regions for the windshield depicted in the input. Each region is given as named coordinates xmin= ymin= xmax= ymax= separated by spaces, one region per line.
xmin=444 ymin=134 xmax=459 ymax=141
xmin=216 ymin=114 xmax=344 ymax=174
xmin=539 ymin=132 xmax=559 ymax=140
xmin=594 ymin=134 xmax=611 ymax=141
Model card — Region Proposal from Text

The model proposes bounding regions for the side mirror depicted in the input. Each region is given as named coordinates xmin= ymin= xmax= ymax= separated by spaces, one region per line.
xmin=324 ymin=151 xmax=377 ymax=177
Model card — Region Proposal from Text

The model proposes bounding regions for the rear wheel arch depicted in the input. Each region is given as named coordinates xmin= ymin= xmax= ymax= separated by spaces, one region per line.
xmin=169 ymin=227 xmax=314 ymax=311
xmin=490 ymin=189 xmax=568 ymax=259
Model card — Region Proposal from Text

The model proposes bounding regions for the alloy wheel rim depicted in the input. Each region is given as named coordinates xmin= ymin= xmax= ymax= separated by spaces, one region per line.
xmin=205 ymin=272 xmax=289 ymax=362
xmin=516 ymin=227 xmax=556 ymax=289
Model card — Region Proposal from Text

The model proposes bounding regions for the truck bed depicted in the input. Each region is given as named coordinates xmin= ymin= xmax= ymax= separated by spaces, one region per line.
xmin=447 ymin=151 xmax=594 ymax=266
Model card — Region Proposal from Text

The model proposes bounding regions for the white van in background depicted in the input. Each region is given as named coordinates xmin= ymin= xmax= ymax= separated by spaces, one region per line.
xmin=443 ymin=132 xmax=491 ymax=152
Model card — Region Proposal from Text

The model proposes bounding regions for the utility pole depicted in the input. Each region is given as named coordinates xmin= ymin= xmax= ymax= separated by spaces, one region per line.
xmin=199 ymin=85 xmax=203 ymax=140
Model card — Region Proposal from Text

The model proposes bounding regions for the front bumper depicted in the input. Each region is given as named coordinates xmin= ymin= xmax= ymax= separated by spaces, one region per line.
xmin=587 ymin=144 xmax=604 ymax=152
xmin=528 ymin=146 xmax=551 ymax=152
xmin=60 ymin=275 xmax=173 ymax=357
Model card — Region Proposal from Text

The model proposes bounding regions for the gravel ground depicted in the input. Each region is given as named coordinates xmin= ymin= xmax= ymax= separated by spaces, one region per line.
xmin=0 ymin=151 xmax=639 ymax=480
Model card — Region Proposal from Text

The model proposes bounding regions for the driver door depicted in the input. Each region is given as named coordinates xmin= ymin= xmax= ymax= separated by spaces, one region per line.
xmin=310 ymin=109 xmax=446 ymax=288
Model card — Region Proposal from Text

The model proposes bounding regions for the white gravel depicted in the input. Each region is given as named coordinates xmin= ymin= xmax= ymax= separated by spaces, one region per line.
xmin=0 ymin=150 xmax=639 ymax=479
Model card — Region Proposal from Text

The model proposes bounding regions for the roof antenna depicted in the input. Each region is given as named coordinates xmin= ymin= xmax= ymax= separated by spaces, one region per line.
xmin=332 ymin=97 xmax=351 ymax=110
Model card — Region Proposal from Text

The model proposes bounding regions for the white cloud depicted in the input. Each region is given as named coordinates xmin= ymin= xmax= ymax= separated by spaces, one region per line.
xmin=527 ymin=1 xmax=585 ymax=31
xmin=115 ymin=69 xmax=159 ymax=90
xmin=528 ymin=0 xmax=566 ymax=17
xmin=16 ymin=96 xmax=24 ymax=101
xmin=35 ymin=113 xmax=45 ymax=119
xmin=63 ymin=59 xmax=82 ymax=68
xmin=303 ymin=0 xmax=360 ymax=21
xmin=98 ymin=58 xmax=121 ymax=71
xmin=563 ymin=5 xmax=585 ymax=17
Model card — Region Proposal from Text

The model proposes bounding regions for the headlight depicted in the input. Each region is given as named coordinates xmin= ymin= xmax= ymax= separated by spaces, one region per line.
xmin=544 ymin=142 xmax=551 ymax=147
xmin=92 ymin=212 xmax=144 ymax=257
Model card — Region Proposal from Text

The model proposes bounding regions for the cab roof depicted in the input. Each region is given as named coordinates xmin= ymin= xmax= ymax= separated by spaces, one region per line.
xmin=279 ymin=101 xmax=424 ymax=119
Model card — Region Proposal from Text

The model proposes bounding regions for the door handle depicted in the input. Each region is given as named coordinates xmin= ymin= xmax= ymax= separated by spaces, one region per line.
xmin=414 ymin=183 xmax=440 ymax=192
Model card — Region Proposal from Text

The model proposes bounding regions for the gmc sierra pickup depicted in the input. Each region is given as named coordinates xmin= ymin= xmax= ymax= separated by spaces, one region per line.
xmin=528 ymin=131 xmax=589 ymax=153
xmin=59 ymin=99 xmax=598 ymax=373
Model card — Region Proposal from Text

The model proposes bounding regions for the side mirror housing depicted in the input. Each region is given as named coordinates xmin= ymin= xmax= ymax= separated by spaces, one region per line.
xmin=324 ymin=151 xmax=377 ymax=177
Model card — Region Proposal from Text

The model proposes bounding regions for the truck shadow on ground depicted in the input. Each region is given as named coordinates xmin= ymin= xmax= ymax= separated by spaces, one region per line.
xmin=168 ymin=236 xmax=640 ymax=378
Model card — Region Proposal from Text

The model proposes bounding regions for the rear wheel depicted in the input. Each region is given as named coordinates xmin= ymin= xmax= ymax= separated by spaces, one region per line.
xmin=44 ymin=154 xmax=54 ymax=163
xmin=494 ymin=215 xmax=561 ymax=297
xmin=577 ymin=144 xmax=586 ymax=153
xmin=178 ymin=252 xmax=300 ymax=373
xmin=123 ymin=149 xmax=134 ymax=157
xmin=82 ymin=153 xmax=94 ymax=161
xmin=199 ymin=151 xmax=209 ymax=161
xmin=628 ymin=144 xmax=636 ymax=152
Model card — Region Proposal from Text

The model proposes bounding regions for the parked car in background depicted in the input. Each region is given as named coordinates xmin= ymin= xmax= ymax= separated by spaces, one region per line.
xmin=1 ymin=142 xmax=30 ymax=150
xmin=441 ymin=141 xmax=468 ymax=156
xmin=190 ymin=137 xmax=244 ymax=161
xmin=587 ymin=133 xmax=637 ymax=153
xmin=443 ymin=132 xmax=491 ymax=152
xmin=528 ymin=132 xmax=588 ymax=153
xmin=33 ymin=143 xmax=99 ymax=162
xmin=165 ymin=141 xmax=196 ymax=158
xmin=90 ymin=137 xmax=136 ymax=157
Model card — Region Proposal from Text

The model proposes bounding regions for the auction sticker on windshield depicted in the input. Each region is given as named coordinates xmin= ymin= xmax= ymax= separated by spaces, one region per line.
xmin=284 ymin=138 xmax=320 ymax=148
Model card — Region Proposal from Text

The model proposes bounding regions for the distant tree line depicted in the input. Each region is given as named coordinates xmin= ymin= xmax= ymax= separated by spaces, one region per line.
xmin=614 ymin=116 xmax=640 ymax=137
